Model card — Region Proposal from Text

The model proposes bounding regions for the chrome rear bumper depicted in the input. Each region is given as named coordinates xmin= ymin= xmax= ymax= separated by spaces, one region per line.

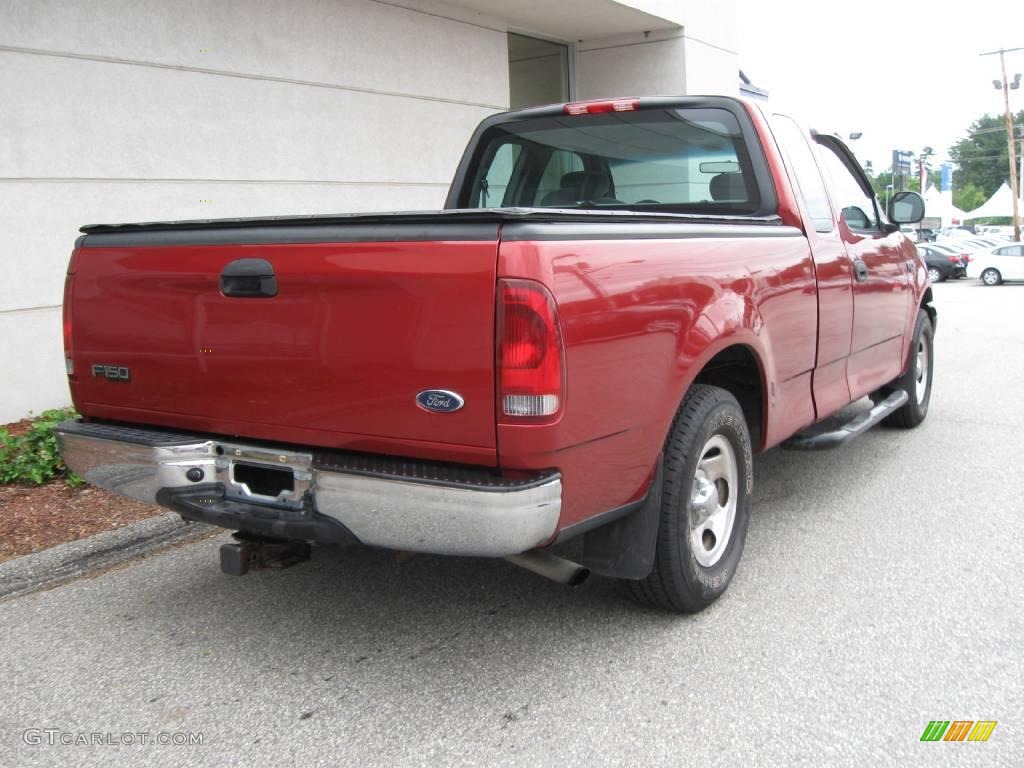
xmin=56 ymin=421 xmax=561 ymax=557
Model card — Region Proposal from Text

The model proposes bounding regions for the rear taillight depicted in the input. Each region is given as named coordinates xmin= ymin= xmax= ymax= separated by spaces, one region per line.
xmin=564 ymin=98 xmax=639 ymax=116
xmin=948 ymin=256 xmax=960 ymax=263
xmin=63 ymin=250 xmax=77 ymax=377
xmin=497 ymin=279 xmax=565 ymax=422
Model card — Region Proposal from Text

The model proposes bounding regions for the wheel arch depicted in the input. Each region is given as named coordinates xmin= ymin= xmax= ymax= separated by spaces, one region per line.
xmin=920 ymin=286 xmax=936 ymax=330
xmin=668 ymin=340 xmax=768 ymax=453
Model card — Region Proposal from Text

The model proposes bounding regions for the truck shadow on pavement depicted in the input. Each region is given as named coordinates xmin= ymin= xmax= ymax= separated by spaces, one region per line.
xmin=108 ymin=433 xmax=875 ymax=677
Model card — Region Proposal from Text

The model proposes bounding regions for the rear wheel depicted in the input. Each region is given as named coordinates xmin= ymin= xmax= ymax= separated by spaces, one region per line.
xmin=927 ymin=266 xmax=944 ymax=283
xmin=881 ymin=309 xmax=933 ymax=429
xmin=628 ymin=385 xmax=752 ymax=613
xmin=981 ymin=268 xmax=1002 ymax=286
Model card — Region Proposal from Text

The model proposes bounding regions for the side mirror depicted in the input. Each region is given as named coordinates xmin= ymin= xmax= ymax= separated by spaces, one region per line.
xmin=888 ymin=191 xmax=925 ymax=224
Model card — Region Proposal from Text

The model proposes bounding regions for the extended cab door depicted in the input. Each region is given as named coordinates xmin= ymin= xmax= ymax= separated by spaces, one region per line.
xmin=768 ymin=114 xmax=854 ymax=420
xmin=814 ymin=137 xmax=911 ymax=399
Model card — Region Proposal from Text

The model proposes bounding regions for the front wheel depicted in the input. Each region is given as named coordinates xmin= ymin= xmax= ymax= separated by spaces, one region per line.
xmin=628 ymin=385 xmax=752 ymax=613
xmin=881 ymin=309 xmax=934 ymax=429
xmin=981 ymin=268 xmax=1002 ymax=286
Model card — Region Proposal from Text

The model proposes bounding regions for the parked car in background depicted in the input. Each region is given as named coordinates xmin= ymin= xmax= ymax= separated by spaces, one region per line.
xmin=977 ymin=225 xmax=1013 ymax=238
xmin=935 ymin=243 xmax=972 ymax=264
xmin=923 ymin=242 xmax=972 ymax=270
xmin=918 ymin=244 xmax=967 ymax=281
xmin=939 ymin=226 xmax=975 ymax=239
xmin=934 ymin=238 xmax=996 ymax=262
xmin=917 ymin=228 xmax=937 ymax=243
xmin=967 ymin=243 xmax=1024 ymax=285
xmin=957 ymin=238 xmax=1004 ymax=258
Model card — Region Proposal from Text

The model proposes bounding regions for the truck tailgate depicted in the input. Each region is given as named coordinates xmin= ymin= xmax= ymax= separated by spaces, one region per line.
xmin=68 ymin=224 xmax=499 ymax=458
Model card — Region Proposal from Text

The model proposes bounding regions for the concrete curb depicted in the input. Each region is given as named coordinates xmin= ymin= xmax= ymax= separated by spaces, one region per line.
xmin=0 ymin=513 xmax=217 ymax=601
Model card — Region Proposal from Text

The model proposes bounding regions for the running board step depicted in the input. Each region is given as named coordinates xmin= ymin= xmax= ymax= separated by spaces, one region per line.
xmin=784 ymin=390 xmax=909 ymax=451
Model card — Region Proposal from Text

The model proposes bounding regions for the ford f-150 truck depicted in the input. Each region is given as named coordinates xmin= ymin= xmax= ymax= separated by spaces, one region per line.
xmin=56 ymin=96 xmax=933 ymax=613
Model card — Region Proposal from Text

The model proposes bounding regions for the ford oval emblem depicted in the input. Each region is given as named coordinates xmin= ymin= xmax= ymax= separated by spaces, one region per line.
xmin=416 ymin=389 xmax=465 ymax=413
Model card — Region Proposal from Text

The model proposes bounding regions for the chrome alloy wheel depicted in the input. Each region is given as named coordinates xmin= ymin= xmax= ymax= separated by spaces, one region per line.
xmin=689 ymin=434 xmax=738 ymax=568
xmin=982 ymin=269 xmax=1001 ymax=286
xmin=915 ymin=337 xmax=929 ymax=406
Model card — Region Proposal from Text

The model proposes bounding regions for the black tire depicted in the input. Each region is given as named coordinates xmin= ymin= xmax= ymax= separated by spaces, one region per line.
xmin=927 ymin=266 xmax=944 ymax=283
xmin=628 ymin=384 xmax=752 ymax=613
xmin=981 ymin=268 xmax=1002 ymax=286
xmin=881 ymin=309 xmax=933 ymax=428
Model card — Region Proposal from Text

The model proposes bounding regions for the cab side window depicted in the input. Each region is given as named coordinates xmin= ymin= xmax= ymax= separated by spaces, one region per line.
xmin=995 ymin=245 xmax=1024 ymax=257
xmin=770 ymin=115 xmax=834 ymax=233
xmin=815 ymin=143 xmax=880 ymax=232
xmin=477 ymin=143 xmax=522 ymax=207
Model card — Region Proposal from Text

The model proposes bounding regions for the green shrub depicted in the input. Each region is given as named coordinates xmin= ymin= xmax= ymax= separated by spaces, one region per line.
xmin=0 ymin=408 xmax=83 ymax=486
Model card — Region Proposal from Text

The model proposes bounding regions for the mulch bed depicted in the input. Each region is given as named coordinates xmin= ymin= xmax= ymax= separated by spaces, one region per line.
xmin=1 ymin=416 xmax=166 ymax=563
xmin=3 ymin=418 xmax=33 ymax=438
xmin=0 ymin=482 xmax=162 ymax=564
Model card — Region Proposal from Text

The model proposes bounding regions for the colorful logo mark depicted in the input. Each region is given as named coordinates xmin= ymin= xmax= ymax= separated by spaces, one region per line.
xmin=920 ymin=721 xmax=997 ymax=742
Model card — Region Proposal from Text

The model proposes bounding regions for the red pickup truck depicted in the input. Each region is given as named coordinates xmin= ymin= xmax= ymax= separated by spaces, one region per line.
xmin=57 ymin=96 xmax=933 ymax=613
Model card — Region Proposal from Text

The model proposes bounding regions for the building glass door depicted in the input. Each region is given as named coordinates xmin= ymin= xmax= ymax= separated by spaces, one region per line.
xmin=508 ymin=33 xmax=570 ymax=109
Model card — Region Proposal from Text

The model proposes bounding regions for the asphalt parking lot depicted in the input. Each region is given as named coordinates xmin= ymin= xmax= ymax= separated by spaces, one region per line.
xmin=1 ymin=279 xmax=1021 ymax=767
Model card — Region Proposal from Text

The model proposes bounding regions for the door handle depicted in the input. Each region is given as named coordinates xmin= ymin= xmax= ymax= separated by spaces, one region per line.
xmin=220 ymin=258 xmax=278 ymax=298
xmin=853 ymin=259 xmax=869 ymax=282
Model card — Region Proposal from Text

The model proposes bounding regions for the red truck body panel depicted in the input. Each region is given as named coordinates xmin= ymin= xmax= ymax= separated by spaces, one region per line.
xmin=495 ymin=225 xmax=818 ymax=528
xmin=69 ymin=238 xmax=500 ymax=465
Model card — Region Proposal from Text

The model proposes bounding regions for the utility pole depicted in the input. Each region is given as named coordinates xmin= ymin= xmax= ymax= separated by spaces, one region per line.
xmin=919 ymin=146 xmax=934 ymax=193
xmin=1019 ymin=126 xmax=1023 ymax=201
xmin=981 ymin=46 xmax=1023 ymax=241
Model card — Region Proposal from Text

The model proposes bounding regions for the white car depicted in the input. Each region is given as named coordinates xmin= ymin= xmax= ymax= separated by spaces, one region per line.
xmin=939 ymin=227 xmax=976 ymax=240
xmin=967 ymin=243 xmax=1024 ymax=285
xmin=936 ymin=237 xmax=986 ymax=251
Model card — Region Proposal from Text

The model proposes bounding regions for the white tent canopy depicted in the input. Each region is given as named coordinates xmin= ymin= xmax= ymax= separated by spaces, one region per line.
xmin=922 ymin=185 xmax=968 ymax=224
xmin=963 ymin=182 xmax=1024 ymax=220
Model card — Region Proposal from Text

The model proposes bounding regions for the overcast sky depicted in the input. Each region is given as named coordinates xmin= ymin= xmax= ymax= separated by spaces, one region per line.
xmin=735 ymin=0 xmax=1024 ymax=176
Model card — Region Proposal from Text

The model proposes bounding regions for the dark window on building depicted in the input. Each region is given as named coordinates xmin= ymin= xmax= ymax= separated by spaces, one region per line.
xmin=508 ymin=34 xmax=570 ymax=110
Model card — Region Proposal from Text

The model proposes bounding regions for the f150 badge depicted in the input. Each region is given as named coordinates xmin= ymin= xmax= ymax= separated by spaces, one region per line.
xmin=92 ymin=364 xmax=131 ymax=382
xmin=416 ymin=390 xmax=464 ymax=413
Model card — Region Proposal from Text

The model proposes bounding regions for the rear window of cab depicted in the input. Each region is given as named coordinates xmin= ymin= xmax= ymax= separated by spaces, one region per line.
xmin=461 ymin=107 xmax=762 ymax=215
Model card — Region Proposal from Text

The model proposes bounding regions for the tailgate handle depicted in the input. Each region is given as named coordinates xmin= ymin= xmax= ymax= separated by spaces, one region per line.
xmin=220 ymin=258 xmax=278 ymax=298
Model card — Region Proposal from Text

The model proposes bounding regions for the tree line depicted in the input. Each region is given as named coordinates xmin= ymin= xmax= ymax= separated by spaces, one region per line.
xmin=862 ymin=109 xmax=1024 ymax=214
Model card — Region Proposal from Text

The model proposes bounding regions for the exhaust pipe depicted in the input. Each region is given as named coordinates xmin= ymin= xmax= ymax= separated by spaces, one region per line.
xmin=505 ymin=550 xmax=590 ymax=587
